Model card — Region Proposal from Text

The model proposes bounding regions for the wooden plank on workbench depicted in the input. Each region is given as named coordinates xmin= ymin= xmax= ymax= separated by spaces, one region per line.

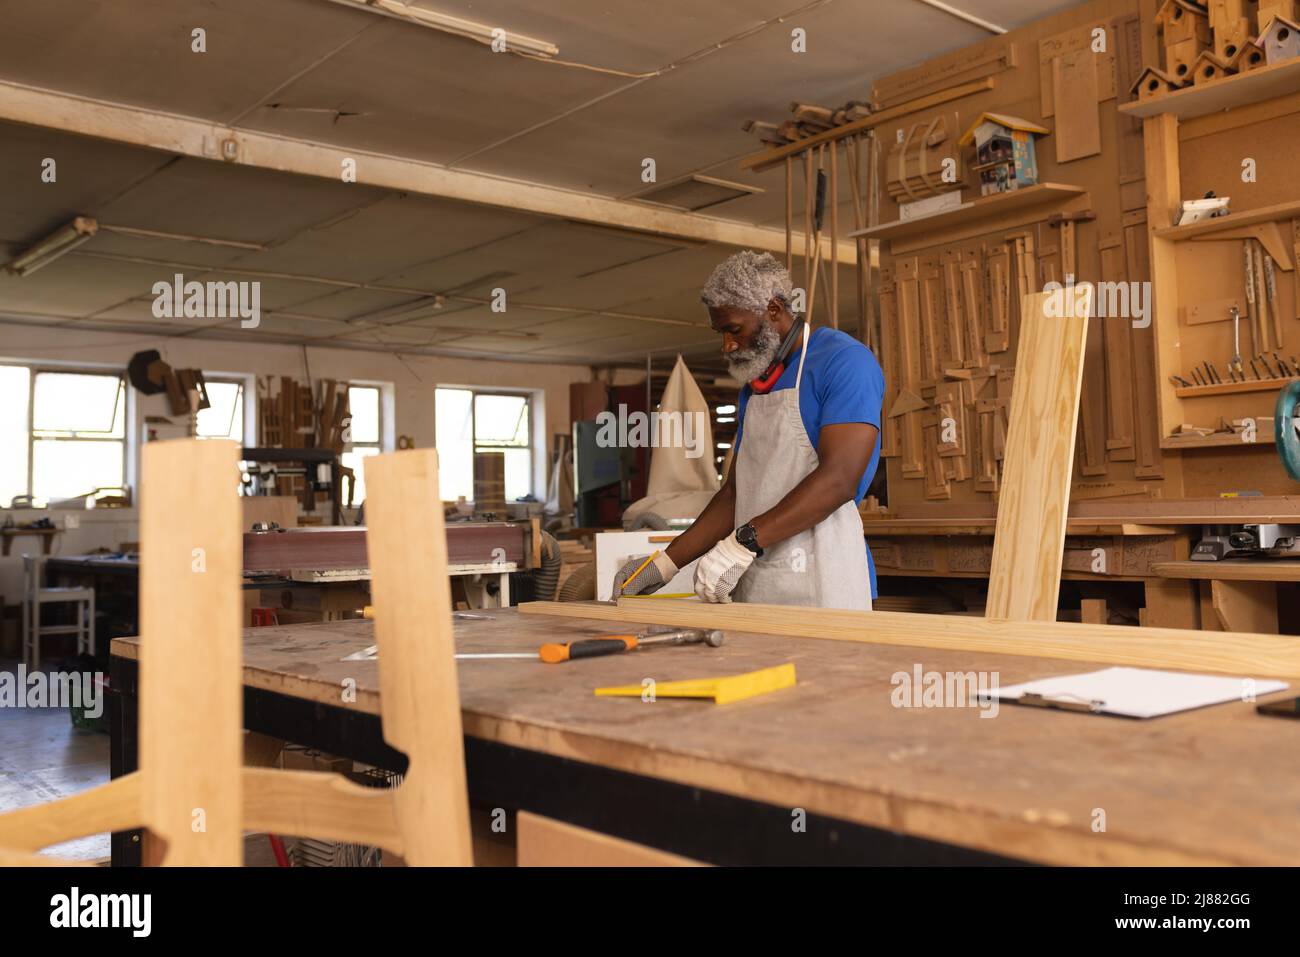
xmin=520 ymin=599 xmax=1300 ymax=679
xmin=986 ymin=287 xmax=1090 ymax=622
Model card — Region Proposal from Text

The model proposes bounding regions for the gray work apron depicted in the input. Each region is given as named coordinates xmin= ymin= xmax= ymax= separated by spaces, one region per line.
xmin=732 ymin=324 xmax=873 ymax=611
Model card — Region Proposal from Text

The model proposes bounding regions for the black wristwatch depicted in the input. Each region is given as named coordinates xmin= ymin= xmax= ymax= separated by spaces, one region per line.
xmin=735 ymin=522 xmax=764 ymax=557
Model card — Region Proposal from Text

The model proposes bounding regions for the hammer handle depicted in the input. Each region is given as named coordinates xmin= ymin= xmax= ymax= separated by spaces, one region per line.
xmin=540 ymin=636 xmax=638 ymax=664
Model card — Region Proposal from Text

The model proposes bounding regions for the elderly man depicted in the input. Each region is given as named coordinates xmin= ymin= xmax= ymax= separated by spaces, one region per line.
xmin=616 ymin=250 xmax=883 ymax=610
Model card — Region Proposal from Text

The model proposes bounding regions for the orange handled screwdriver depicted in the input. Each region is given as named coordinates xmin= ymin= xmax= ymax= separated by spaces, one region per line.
xmin=539 ymin=627 xmax=724 ymax=664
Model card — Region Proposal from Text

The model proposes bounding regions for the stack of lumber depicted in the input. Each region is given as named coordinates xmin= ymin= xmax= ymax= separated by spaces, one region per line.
xmin=256 ymin=376 xmax=351 ymax=450
xmin=742 ymin=98 xmax=872 ymax=146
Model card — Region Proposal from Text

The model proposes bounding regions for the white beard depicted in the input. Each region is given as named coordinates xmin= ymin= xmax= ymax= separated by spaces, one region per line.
xmin=724 ymin=318 xmax=781 ymax=383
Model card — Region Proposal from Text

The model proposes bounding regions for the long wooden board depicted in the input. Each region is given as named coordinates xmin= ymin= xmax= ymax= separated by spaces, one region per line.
xmin=986 ymin=288 xmax=1090 ymax=621
xmin=364 ymin=449 xmax=473 ymax=866
xmin=140 ymin=439 xmax=244 ymax=865
xmin=518 ymin=599 xmax=1300 ymax=679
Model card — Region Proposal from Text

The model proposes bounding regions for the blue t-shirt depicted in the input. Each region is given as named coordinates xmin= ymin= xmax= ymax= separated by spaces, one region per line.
xmin=734 ymin=325 xmax=884 ymax=598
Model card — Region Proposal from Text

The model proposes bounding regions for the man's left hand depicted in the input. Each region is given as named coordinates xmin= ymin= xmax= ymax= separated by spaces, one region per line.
xmin=693 ymin=531 xmax=757 ymax=603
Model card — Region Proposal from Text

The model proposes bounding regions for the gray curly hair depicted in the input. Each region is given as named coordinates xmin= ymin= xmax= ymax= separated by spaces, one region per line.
xmin=700 ymin=250 xmax=797 ymax=317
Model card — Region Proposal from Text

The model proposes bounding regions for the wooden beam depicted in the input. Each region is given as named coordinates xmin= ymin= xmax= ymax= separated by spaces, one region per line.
xmin=0 ymin=80 xmax=851 ymax=265
xmin=986 ymin=288 xmax=1090 ymax=622
xmin=518 ymin=599 xmax=1300 ymax=678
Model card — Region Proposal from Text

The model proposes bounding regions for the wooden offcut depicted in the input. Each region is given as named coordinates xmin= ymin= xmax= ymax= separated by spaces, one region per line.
xmin=986 ymin=288 xmax=1091 ymax=622
xmin=517 ymin=812 xmax=702 ymax=867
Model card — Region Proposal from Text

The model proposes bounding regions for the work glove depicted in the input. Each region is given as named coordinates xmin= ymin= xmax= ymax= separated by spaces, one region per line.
xmin=693 ymin=531 xmax=756 ymax=603
xmin=612 ymin=550 xmax=678 ymax=597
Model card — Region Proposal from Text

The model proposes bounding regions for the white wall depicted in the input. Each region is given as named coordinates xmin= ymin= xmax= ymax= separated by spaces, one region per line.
xmin=0 ymin=320 xmax=607 ymax=602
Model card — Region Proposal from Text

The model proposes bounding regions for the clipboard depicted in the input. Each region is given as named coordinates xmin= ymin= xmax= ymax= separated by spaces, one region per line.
xmin=989 ymin=667 xmax=1288 ymax=719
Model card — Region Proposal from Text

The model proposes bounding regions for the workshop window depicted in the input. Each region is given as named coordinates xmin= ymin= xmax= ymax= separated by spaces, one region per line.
xmin=435 ymin=388 xmax=532 ymax=504
xmin=196 ymin=379 xmax=246 ymax=442
xmin=341 ymin=384 xmax=382 ymax=504
xmin=0 ymin=365 xmax=127 ymax=507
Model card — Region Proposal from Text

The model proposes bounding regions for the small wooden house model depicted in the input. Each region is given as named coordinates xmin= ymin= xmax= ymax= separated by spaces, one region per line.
xmin=959 ymin=113 xmax=1050 ymax=196
xmin=1192 ymin=48 xmax=1234 ymax=83
xmin=1156 ymin=0 xmax=1212 ymax=82
xmin=1256 ymin=14 xmax=1300 ymax=63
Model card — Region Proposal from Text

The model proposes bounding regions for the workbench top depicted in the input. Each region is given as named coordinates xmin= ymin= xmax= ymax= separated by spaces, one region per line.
xmin=112 ymin=610 xmax=1300 ymax=866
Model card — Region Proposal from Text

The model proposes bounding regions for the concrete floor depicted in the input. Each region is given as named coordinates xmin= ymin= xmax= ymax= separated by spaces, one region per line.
xmin=0 ymin=659 xmax=111 ymax=862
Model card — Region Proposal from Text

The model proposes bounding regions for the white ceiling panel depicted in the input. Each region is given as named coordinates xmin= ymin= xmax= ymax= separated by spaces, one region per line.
xmin=225 ymin=193 xmax=545 ymax=284
xmin=0 ymin=0 xmax=375 ymax=123
xmin=96 ymin=157 xmax=388 ymax=246
xmin=237 ymin=18 xmax=624 ymax=165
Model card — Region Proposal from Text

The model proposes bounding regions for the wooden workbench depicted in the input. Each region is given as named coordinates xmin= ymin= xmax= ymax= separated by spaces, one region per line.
xmin=110 ymin=609 xmax=1300 ymax=866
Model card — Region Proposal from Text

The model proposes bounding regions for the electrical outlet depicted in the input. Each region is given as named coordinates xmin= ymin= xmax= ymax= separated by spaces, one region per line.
xmin=64 ymin=514 xmax=79 ymax=530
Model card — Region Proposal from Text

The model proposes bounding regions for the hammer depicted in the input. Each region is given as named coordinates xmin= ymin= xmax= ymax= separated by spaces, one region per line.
xmin=540 ymin=628 xmax=725 ymax=664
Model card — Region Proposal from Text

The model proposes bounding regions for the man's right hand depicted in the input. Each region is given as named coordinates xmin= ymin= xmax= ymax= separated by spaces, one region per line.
xmin=611 ymin=550 xmax=679 ymax=597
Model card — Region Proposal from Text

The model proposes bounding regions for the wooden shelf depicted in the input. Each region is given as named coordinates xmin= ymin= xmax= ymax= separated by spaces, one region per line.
xmin=1161 ymin=419 xmax=1277 ymax=449
xmin=1154 ymin=560 xmax=1300 ymax=583
xmin=847 ymin=183 xmax=1087 ymax=243
xmin=1117 ymin=58 xmax=1300 ymax=120
xmin=1155 ymin=199 xmax=1300 ymax=241
xmin=1174 ymin=377 xmax=1296 ymax=398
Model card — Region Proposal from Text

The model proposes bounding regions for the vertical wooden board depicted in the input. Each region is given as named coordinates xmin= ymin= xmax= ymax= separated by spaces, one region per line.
xmin=1080 ymin=598 xmax=1108 ymax=624
xmin=897 ymin=257 xmax=925 ymax=477
xmin=517 ymin=812 xmax=703 ymax=867
xmin=1125 ymin=215 xmax=1164 ymax=480
xmin=962 ymin=249 xmax=988 ymax=368
xmin=940 ymin=250 xmax=966 ymax=368
xmin=878 ymin=277 xmax=900 ymax=457
xmin=1053 ymin=49 xmax=1103 ymax=163
xmin=1077 ymin=225 xmax=1108 ymax=479
xmin=987 ymin=288 xmax=1090 ymax=622
xmin=1293 ymin=219 xmax=1300 ymax=319
xmin=364 ymin=449 xmax=473 ymax=866
xmin=922 ymin=415 xmax=952 ymax=500
xmin=1100 ymin=234 xmax=1136 ymax=460
xmin=1039 ymin=19 xmax=1118 ymax=116
xmin=986 ymin=244 xmax=1011 ymax=355
xmin=140 ymin=439 xmax=243 ymax=866
xmin=1144 ymin=579 xmax=1201 ymax=629
xmin=975 ymin=394 xmax=999 ymax=494
xmin=920 ymin=261 xmax=942 ymax=383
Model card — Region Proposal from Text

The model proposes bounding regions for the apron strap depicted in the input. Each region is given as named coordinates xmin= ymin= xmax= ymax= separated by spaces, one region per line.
xmin=794 ymin=322 xmax=811 ymax=391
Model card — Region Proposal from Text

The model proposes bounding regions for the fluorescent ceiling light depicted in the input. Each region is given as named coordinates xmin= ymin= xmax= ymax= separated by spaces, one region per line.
xmin=323 ymin=0 xmax=559 ymax=58
xmin=5 ymin=216 xmax=98 ymax=277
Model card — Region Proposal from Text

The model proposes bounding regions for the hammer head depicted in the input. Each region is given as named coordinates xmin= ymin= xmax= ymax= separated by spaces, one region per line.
xmin=643 ymin=627 xmax=726 ymax=648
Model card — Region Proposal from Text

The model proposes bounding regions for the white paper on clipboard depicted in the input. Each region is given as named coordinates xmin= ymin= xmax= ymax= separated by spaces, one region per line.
xmin=990 ymin=667 xmax=1287 ymax=719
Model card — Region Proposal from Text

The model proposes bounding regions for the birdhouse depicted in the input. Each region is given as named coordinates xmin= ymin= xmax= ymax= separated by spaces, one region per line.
xmin=1192 ymin=49 xmax=1234 ymax=83
xmin=1256 ymin=14 xmax=1300 ymax=63
xmin=1208 ymin=0 xmax=1252 ymax=60
xmin=1228 ymin=38 xmax=1268 ymax=70
xmin=1156 ymin=0 xmax=1212 ymax=82
xmin=959 ymin=113 xmax=1049 ymax=196
xmin=1131 ymin=65 xmax=1181 ymax=100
